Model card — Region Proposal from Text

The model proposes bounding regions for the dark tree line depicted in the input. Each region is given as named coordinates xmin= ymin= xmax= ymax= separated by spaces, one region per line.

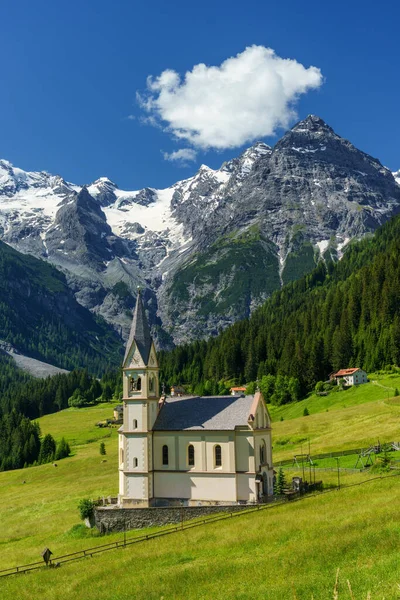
xmin=0 ymin=410 xmax=71 ymax=471
xmin=0 ymin=357 xmax=122 ymax=421
xmin=160 ymin=213 xmax=400 ymax=398
xmin=0 ymin=355 xmax=122 ymax=471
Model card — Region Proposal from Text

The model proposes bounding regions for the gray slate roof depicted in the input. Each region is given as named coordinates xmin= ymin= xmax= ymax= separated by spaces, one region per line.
xmin=153 ymin=395 xmax=254 ymax=431
xmin=123 ymin=291 xmax=152 ymax=365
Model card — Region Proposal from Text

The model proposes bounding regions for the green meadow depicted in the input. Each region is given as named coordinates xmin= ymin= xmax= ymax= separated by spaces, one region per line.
xmin=271 ymin=374 xmax=400 ymax=463
xmin=269 ymin=371 xmax=400 ymax=422
xmin=1 ymin=380 xmax=400 ymax=599
xmin=2 ymin=474 xmax=400 ymax=599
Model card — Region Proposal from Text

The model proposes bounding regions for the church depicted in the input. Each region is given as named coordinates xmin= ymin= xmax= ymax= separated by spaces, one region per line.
xmin=118 ymin=292 xmax=274 ymax=507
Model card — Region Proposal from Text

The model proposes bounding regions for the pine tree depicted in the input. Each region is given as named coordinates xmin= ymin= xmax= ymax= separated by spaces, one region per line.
xmin=39 ymin=434 xmax=56 ymax=464
xmin=274 ymin=468 xmax=286 ymax=495
xmin=99 ymin=442 xmax=106 ymax=456
xmin=55 ymin=437 xmax=71 ymax=460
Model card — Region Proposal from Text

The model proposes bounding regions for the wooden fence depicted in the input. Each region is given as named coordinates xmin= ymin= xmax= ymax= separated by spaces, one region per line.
xmin=2 ymin=471 xmax=400 ymax=579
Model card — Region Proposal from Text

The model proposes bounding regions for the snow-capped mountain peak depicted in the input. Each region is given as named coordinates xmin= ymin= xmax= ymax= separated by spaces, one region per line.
xmin=1 ymin=116 xmax=400 ymax=347
xmin=292 ymin=114 xmax=334 ymax=134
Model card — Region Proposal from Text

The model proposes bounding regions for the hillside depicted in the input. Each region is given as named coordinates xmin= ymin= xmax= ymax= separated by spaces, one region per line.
xmin=1 ymin=398 xmax=400 ymax=598
xmin=0 ymin=240 xmax=122 ymax=374
xmin=160 ymin=211 xmax=400 ymax=393
xmin=0 ymin=339 xmax=69 ymax=378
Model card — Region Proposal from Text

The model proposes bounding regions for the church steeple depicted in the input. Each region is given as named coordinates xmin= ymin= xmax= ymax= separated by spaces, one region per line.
xmin=118 ymin=290 xmax=160 ymax=506
xmin=123 ymin=290 xmax=153 ymax=367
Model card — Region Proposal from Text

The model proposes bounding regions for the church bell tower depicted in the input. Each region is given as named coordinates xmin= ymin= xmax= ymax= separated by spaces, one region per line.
xmin=118 ymin=290 xmax=159 ymax=506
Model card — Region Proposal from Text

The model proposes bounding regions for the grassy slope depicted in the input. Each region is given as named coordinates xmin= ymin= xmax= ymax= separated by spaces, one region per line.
xmin=0 ymin=405 xmax=120 ymax=567
xmin=270 ymin=373 xmax=400 ymax=462
xmin=270 ymin=372 xmax=400 ymax=422
xmin=1 ymin=389 xmax=400 ymax=598
xmin=2 ymin=476 xmax=400 ymax=599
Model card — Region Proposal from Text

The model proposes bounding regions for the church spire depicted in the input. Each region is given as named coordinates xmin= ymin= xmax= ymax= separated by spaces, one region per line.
xmin=123 ymin=289 xmax=152 ymax=365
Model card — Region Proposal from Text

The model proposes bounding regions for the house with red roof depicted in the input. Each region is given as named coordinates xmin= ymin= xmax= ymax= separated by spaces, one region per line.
xmin=230 ymin=386 xmax=247 ymax=395
xmin=332 ymin=368 xmax=368 ymax=386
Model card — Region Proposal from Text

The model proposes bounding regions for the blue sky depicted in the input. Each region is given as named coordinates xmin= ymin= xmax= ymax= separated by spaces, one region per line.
xmin=1 ymin=0 xmax=399 ymax=190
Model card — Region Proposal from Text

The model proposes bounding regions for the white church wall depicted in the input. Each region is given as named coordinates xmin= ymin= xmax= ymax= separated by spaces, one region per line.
xmin=125 ymin=473 xmax=148 ymax=500
xmin=177 ymin=435 xmax=204 ymax=470
xmin=235 ymin=431 xmax=255 ymax=472
xmin=125 ymin=433 xmax=148 ymax=471
xmin=154 ymin=472 xmax=237 ymax=502
xmin=154 ymin=433 xmax=235 ymax=473
xmin=125 ymin=402 xmax=146 ymax=432
xmin=204 ymin=435 xmax=235 ymax=472
xmin=147 ymin=400 xmax=158 ymax=430
xmin=153 ymin=434 xmax=178 ymax=470
xmin=254 ymin=432 xmax=273 ymax=472
xmin=237 ymin=474 xmax=256 ymax=502
xmin=119 ymin=470 xmax=125 ymax=497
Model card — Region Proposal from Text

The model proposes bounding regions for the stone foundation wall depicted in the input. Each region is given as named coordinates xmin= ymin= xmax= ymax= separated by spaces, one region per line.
xmin=94 ymin=503 xmax=254 ymax=533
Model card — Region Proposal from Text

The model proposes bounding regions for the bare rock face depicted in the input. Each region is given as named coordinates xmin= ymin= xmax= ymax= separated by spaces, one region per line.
xmin=1 ymin=116 xmax=399 ymax=347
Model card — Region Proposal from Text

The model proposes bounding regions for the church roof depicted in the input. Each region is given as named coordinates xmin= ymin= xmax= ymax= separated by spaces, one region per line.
xmin=123 ymin=291 xmax=152 ymax=365
xmin=153 ymin=394 xmax=255 ymax=431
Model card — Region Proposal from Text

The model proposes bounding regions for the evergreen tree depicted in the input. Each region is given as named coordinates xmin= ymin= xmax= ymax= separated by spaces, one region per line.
xmin=274 ymin=468 xmax=286 ymax=495
xmin=39 ymin=434 xmax=56 ymax=464
xmin=55 ymin=437 xmax=71 ymax=460
xmin=160 ymin=212 xmax=400 ymax=401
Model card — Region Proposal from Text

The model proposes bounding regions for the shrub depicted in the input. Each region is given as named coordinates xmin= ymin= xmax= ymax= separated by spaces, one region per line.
xmin=68 ymin=390 xmax=88 ymax=408
xmin=394 ymin=388 xmax=399 ymax=397
xmin=78 ymin=499 xmax=96 ymax=520
xmin=303 ymin=407 xmax=310 ymax=416
xmin=370 ymin=449 xmax=391 ymax=473
xmin=99 ymin=442 xmax=106 ymax=456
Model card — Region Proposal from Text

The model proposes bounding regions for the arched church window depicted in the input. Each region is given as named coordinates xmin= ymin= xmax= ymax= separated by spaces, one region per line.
xmin=188 ymin=444 xmax=195 ymax=466
xmin=130 ymin=377 xmax=135 ymax=392
xmin=133 ymin=419 xmax=137 ymax=429
xmin=133 ymin=457 xmax=138 ymax=468
xmin=162 ymin=445 xmax=169 ymax=466
xmin=149 ymin=375 xmax=154 ymax=392
xmin=260 ymin=440 xmax=266 ymax=465
xmin=214 ymin=445 xmax=222 ymax=467
xmin=136 ymin=377 xmax=141 ymax=391
xmin=120 ymin=449 xmax=124 ymax=465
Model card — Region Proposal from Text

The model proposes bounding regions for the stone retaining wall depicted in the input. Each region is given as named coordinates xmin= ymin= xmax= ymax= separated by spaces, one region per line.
xmin=94 ymin=504 xmax=254 ymax=533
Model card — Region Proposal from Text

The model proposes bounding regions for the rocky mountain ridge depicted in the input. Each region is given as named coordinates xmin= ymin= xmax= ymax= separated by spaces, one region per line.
xmin=1 ymin=115 xmax=399 ymax=347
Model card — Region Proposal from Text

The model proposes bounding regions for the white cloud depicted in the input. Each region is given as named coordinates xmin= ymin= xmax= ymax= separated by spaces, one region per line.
xmin=162 ymin=148 xmax=197 ymax=164
xmin=137 ymin=45 xmax=323 ymax=150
